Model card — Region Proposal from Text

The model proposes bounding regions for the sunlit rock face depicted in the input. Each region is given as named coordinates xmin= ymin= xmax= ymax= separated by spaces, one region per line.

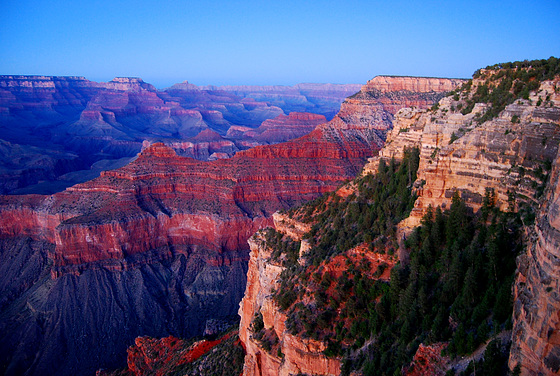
xmin=365 ymin=77 xmax=560 ymax=227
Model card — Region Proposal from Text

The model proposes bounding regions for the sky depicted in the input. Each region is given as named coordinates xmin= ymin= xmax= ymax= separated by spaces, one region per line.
xmin=1 ymin=0 xmax=559 ymax=88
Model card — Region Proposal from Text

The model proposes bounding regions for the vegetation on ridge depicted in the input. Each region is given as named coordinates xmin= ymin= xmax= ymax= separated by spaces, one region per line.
xmin=265 ymin=147 xmax=522 ymax=375
xmin=451 ymin=56 xmax=559 ymax=123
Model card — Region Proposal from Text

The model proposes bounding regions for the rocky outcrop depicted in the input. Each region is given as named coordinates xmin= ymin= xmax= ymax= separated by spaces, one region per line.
xmin=326 ymin=76 xmax=466 ymax=153
xmin=348 ymin=76 xmax=466 ymax=120
xmin=365 ymin=76 xmax=560 ymax=227
xmin=239 ymin=217 xmax=342 ymax=376
xmin=364 ymin=76 xmax=465 ymax=95
xmin=404 ymin=343 xmax=449 ymax=376
xmin=509 ymin=143 xmax=560 ymax=375
xmin=97 ymin=331 xmax=239 ymax=376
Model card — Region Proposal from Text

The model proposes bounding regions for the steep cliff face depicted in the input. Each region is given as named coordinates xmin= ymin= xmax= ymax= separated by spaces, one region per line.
xmin=233 ymin=76 xmax=464 ymax=376
xmin=365 ymin=75 xmax=560 ymax=228
xmin=237 ymin=61 xmax=560 ymax=376
xmin=358 ymin=63 xmax=560 ymax=375
xmin=509 ymin=144 xmax=560 ymax=375
xmin=239 ymin=215 xmax=342 ymax=376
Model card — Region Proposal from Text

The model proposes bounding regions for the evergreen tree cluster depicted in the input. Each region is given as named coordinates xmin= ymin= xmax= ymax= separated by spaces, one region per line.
xmin=266 ymin=144 xmax=522 ymax=375
xmin=301 ymin=147 xmax=420 ymax=263
xmin=454 ymin=56 xmax=559 ymax=123
xmin=344 ymin=192 xmax=522 ymax=375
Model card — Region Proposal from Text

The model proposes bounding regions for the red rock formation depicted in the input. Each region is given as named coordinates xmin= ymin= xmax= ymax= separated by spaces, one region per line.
xmin=97 ymin=332 xmax=238 ymax=376
xmin=239 ymin=223 xmax=342 ymax=376
xmin=169 ymin=129 xmax=238 ymax=160
xmin=404 ymin=343 xmax=449 ymax=376
xmin=2 ymin=76 xmax=350 ymax=194
xmin=364 ymin=77 xmax=560 ymax=229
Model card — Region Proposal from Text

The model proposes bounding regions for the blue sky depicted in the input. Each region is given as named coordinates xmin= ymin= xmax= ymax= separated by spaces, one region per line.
xmin=1 ymin=0 xmax=559 ymax=88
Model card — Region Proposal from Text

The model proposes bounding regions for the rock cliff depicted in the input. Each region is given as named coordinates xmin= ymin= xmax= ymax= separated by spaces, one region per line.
xmin=239 ymin=215 xmax=342 ymax=376
xmin=365 ymin=73 xmax=560 ymax=227
xmin=237 ymin=60 xmax=560 ymax=376
xmin=509 ymin=141 xmax=560 ymax=375
xmin=359 ymin=62 xmax=560 ymax=375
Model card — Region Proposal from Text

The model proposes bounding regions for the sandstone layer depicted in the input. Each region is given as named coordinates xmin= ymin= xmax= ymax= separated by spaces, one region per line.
xmin=361 ymin=72 xmax=560 ymax=375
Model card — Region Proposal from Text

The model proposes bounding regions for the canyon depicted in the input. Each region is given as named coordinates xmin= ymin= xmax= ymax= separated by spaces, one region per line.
xmin=237 ymin=62 xmax=560 ymax=376
xmin=0 ymin=75 xmax=460 ymax=375
xmin=0 ymin=76 xmax=359 ymax=195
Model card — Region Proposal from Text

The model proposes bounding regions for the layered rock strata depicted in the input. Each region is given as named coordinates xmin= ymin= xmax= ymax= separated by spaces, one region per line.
xmin=239 ymin=214 xmax=342 ymax=376
xmin=509 ymin=144 xmax=560 ymax=375
xmin=97 ymin=331 xmax=239 ymax=376
xmin=360 ymin=72 xmax=560 ymax=375
xmin=233 ymin=76 xmax=463 ymax=376
xmin=198 ymin=83 xmax=364 ymax=120
xmin=0 ymin=76 xmax=338 ymax=193
xmin=227 ymin=112 xmax=327 ymax=145
xmin=0 ymin=75 xmax=460 ymax=376
xmin=0 ymin=137 xmax=364 ymax=376
xmin=365 ymin=77 xmax=560 ymax=226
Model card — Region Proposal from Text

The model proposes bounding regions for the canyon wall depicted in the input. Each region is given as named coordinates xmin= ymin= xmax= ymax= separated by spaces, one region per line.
xmin=361 ymin=72 xmax=560 ymax=375
xmin=236 ymin=76 xmax=464 ymax=376
xmin=365 ymin=76 xmax=560 ymax=227
xmin=236 ymin=66 xmax=560 ymax=376
xmin=0 ymin=75 xmax=459 ymax=376
xmin=509 ymin=144 xmax=560 ymax=375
